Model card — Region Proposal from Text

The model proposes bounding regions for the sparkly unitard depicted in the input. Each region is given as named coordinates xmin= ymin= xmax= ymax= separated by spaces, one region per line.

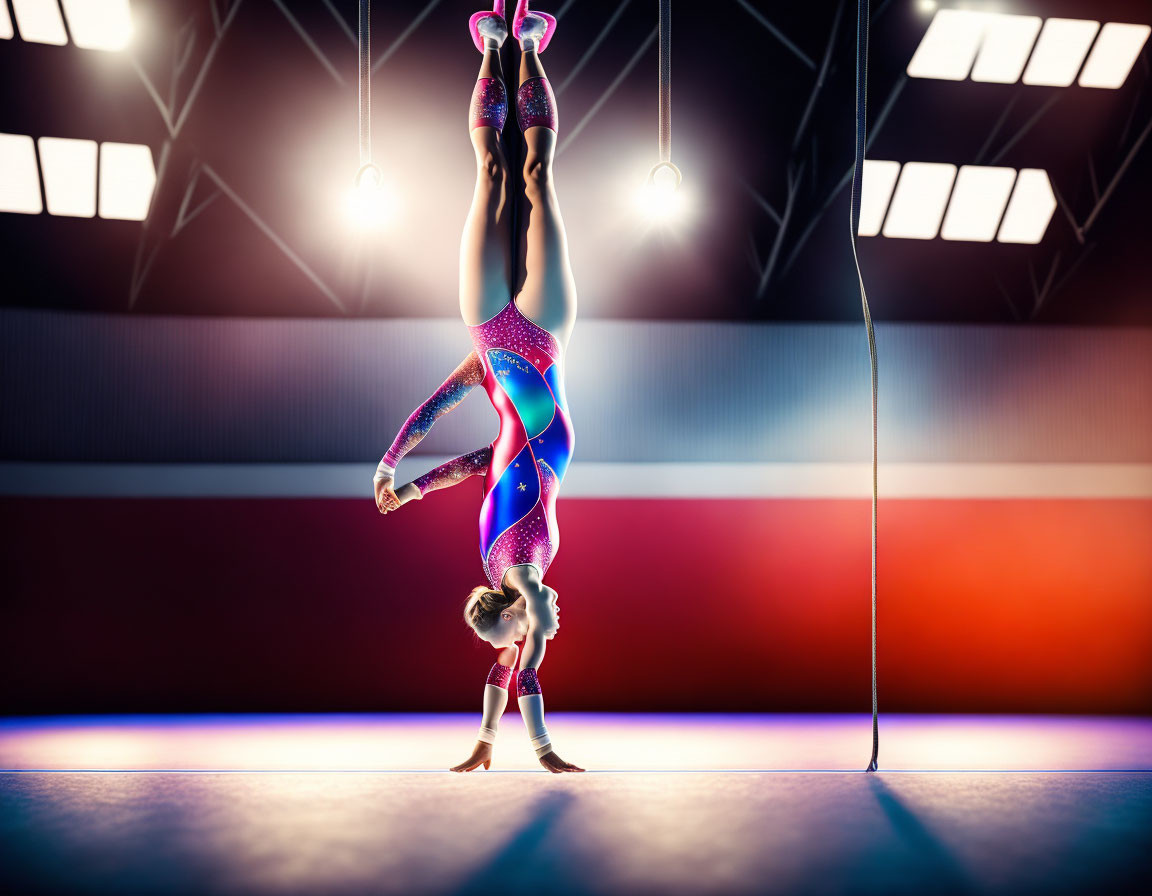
xmin=383 ymin=67 xmax=567 ymax=589
xmin=381 ymin=302 xmax=573 ymax=590
xmin=469 ymin=300 xmax=573 ymax=589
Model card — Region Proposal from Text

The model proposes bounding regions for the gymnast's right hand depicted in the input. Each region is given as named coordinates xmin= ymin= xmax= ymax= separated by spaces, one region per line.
xmin=374 ymin=475 xmax=400 ymax=513
xmin=539 ymin=750 xmax=585 ymax=774
xmin=450 ymin=740 xmax=493 ymax=772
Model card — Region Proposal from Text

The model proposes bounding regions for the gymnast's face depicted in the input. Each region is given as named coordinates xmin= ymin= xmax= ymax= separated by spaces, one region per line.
xmin=483 ymin=599 xmax=528 ymax=649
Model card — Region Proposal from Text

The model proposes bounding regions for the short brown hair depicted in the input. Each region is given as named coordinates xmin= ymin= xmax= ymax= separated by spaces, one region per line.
xmin=464 ymin=585 xmax=517 ymax=634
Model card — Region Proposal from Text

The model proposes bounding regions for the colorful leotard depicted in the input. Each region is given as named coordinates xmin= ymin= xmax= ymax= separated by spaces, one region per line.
xmin=468 ymin=301 xmax=574 ymax=589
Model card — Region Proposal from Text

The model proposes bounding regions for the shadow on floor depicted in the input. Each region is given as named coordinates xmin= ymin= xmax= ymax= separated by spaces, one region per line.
xmin=868 ymin=776 xmax=974 ymax=895
xmin=455 ymin=790 xmax=580 ymax=895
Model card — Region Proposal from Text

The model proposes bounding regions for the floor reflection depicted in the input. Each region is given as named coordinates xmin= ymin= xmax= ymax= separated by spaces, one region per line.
xmin=2 ymin=771 xmax=1149 ymax=895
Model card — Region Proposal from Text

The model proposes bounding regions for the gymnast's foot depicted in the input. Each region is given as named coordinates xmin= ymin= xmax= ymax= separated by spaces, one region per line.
xmin=517 ymin=14 xmax=547 ymax=52
xmin=477 ymin=14 xmax=507 ymax=49
xmin=539 ymin=750 xmax=585 ymax=773
xmin=513 ymin=2 xmax=557 ymax=53
xmin=469 ymin=3 xmax=508 ymax=53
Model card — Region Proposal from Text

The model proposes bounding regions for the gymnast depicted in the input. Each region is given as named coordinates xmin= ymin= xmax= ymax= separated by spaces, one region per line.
xmin=372 ymin=1 xmax=582 ymax=774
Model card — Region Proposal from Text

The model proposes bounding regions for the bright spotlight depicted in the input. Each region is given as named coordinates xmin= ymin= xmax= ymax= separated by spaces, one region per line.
xmin=637 ymin=160 xmax=684 ymax=222
xmin=99 ymin=142 xmax=157 ymax=221
xmin=917 ymin=0 xmax=937 ymax=12
xmin=38 ymin=136 xmax=98 ymax=217
xmin=344 ymin=162 xmax=392 ymax=230
xmin=10 ymin=0 xmax=68 ymax=45
xmin=60 ymin=0 xmax=134 ymax=51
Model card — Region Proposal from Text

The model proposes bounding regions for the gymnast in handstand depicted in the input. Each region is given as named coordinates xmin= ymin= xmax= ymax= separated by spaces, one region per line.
xmin=373 ymin=1 xmax=582 ymax=774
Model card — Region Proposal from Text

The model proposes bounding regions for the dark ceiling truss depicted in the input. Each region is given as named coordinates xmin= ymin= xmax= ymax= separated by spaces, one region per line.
xmin=123 ymin=0 xmax=445 ymax=313
xmin=320 ymin=0 xmax=357 ymax=46
xmin=270 ymin=0 xmax=345 ymax=85
xmin=557 ymin=26 xmax=657 ymax=158
xmin=733 ymin=0 xmax=817 ymax=71
xmin=122 ymin=0 xmax=892 ymax=315
xmin=370 ymin=0 xmax=444 ymax=74
xmin=777 ymin=75 xmax=906 ymax=284
xmin=733 ymin=0 xmax=912 ymax=301
xmin=736 ymin=0 xmax=1151 ymax=320
xmin=984 ymin=53 xmax=1152 ymax=319
xmin=100 ymin=0 xmax=1149 ymax=319
xmin=555 ymin=0 xmax=631 ymax=97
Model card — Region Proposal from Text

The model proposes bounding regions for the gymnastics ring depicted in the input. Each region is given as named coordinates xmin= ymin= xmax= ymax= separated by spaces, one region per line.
xmin=355 ymin=162 xmax=383 ymax=190
xmin=646 ymin=160 xmax=682 ymax=189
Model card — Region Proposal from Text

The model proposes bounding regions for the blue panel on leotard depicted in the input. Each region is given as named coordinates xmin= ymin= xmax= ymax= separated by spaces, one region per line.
xmin=487 ymin=349 xmax=555 ymax=440
xmin=531 ymin=411 xmax=573 ymax=483
xmin=543 ymin=362 xmax=569 ymax=412
xmin=480 ymin=442 xmax=540 ymax=559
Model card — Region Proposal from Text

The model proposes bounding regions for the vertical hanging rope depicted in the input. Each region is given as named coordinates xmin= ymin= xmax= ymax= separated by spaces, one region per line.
xmin=658 ymin=0 xmax=671 ymax=163
xmin=358 ymin=0 xmax=371 ymax=167
xmin=848 ymin=0 xmax=879 ymax=773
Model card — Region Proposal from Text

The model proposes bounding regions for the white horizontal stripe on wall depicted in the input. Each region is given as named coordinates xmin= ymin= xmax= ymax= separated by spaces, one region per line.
xmin=2 ymin=462 xmax=1150 ymax=499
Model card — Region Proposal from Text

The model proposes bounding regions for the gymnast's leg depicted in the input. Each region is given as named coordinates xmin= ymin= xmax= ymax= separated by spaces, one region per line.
xmin=460 ymin=13 xmax=514 ymax=327
xmin=514 ymin=19 xmax=577 ymax=341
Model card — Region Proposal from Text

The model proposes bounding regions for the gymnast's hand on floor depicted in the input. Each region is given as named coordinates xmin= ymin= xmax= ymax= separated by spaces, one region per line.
xmin=450 ymin=740 xmax=493 ymax=772
xmin=539 ymin=750 xmax=585 ymax=773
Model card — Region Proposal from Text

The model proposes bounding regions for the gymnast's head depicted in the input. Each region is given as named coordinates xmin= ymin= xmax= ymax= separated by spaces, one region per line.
xmin=465 ymin=585 xmax=528 ymax=648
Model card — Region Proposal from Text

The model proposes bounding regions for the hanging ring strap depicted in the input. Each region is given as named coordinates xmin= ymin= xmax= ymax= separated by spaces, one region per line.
xmin=358 ymin=0 xmax=371 ymax=168
xmin=658 ymin=0 xmax=671 ymax=164
xmin=848 ymin=0 xmax=879 ymax=773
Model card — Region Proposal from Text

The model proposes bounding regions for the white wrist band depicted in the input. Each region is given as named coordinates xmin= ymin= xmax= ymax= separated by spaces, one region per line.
xmin=518 ymin=693 xmax=552 ymax=758
xmin=531 ymin=733 xmax=552 ymax=757
xmin=478 ymin=681 xmax=509 ymax=746
xmin=373 ymin=460 xmax=396 ymax=482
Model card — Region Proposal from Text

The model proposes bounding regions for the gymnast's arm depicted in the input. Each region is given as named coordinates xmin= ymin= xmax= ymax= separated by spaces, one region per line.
xmin=383 ymin=447 xmax=492 ymax=511
xmin=450 ymin=642 xmax=519 ymax=773
xmin=515 ymin=583 xmax=582 ymax=772
xmin=374 ymin=351 xmax=484 ymax=511
xmin=519 ymin=585 xmax=559 ymax=671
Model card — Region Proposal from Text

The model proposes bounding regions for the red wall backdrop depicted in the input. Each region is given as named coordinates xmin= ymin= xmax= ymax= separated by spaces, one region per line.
xmin=2 ymin=491 xmax=1150 ymax=714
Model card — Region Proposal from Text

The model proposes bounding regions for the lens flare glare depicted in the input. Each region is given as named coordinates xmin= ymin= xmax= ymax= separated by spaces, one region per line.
xmin=344 ymin=176 xmax=394 ymax=231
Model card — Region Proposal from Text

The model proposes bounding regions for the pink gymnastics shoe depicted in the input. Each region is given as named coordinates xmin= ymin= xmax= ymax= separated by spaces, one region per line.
xmin=469 ymin=2 xmax=508 ymax=54
xmin=512 ymin=1 xmax=557 ymax=54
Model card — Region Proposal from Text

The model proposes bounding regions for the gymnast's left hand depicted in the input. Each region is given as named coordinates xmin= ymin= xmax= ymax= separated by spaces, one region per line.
xmin=374 ymin=475 xmax=400 ymax=513
xmin=450 ymin=740 xmax=493 ymax=772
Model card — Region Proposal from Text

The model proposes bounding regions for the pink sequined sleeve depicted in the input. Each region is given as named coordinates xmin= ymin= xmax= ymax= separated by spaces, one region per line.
xmin=382 ymin=352 xmax=484 ymax=470
xmin=412 ymin=447 xmax=492 ymax=497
